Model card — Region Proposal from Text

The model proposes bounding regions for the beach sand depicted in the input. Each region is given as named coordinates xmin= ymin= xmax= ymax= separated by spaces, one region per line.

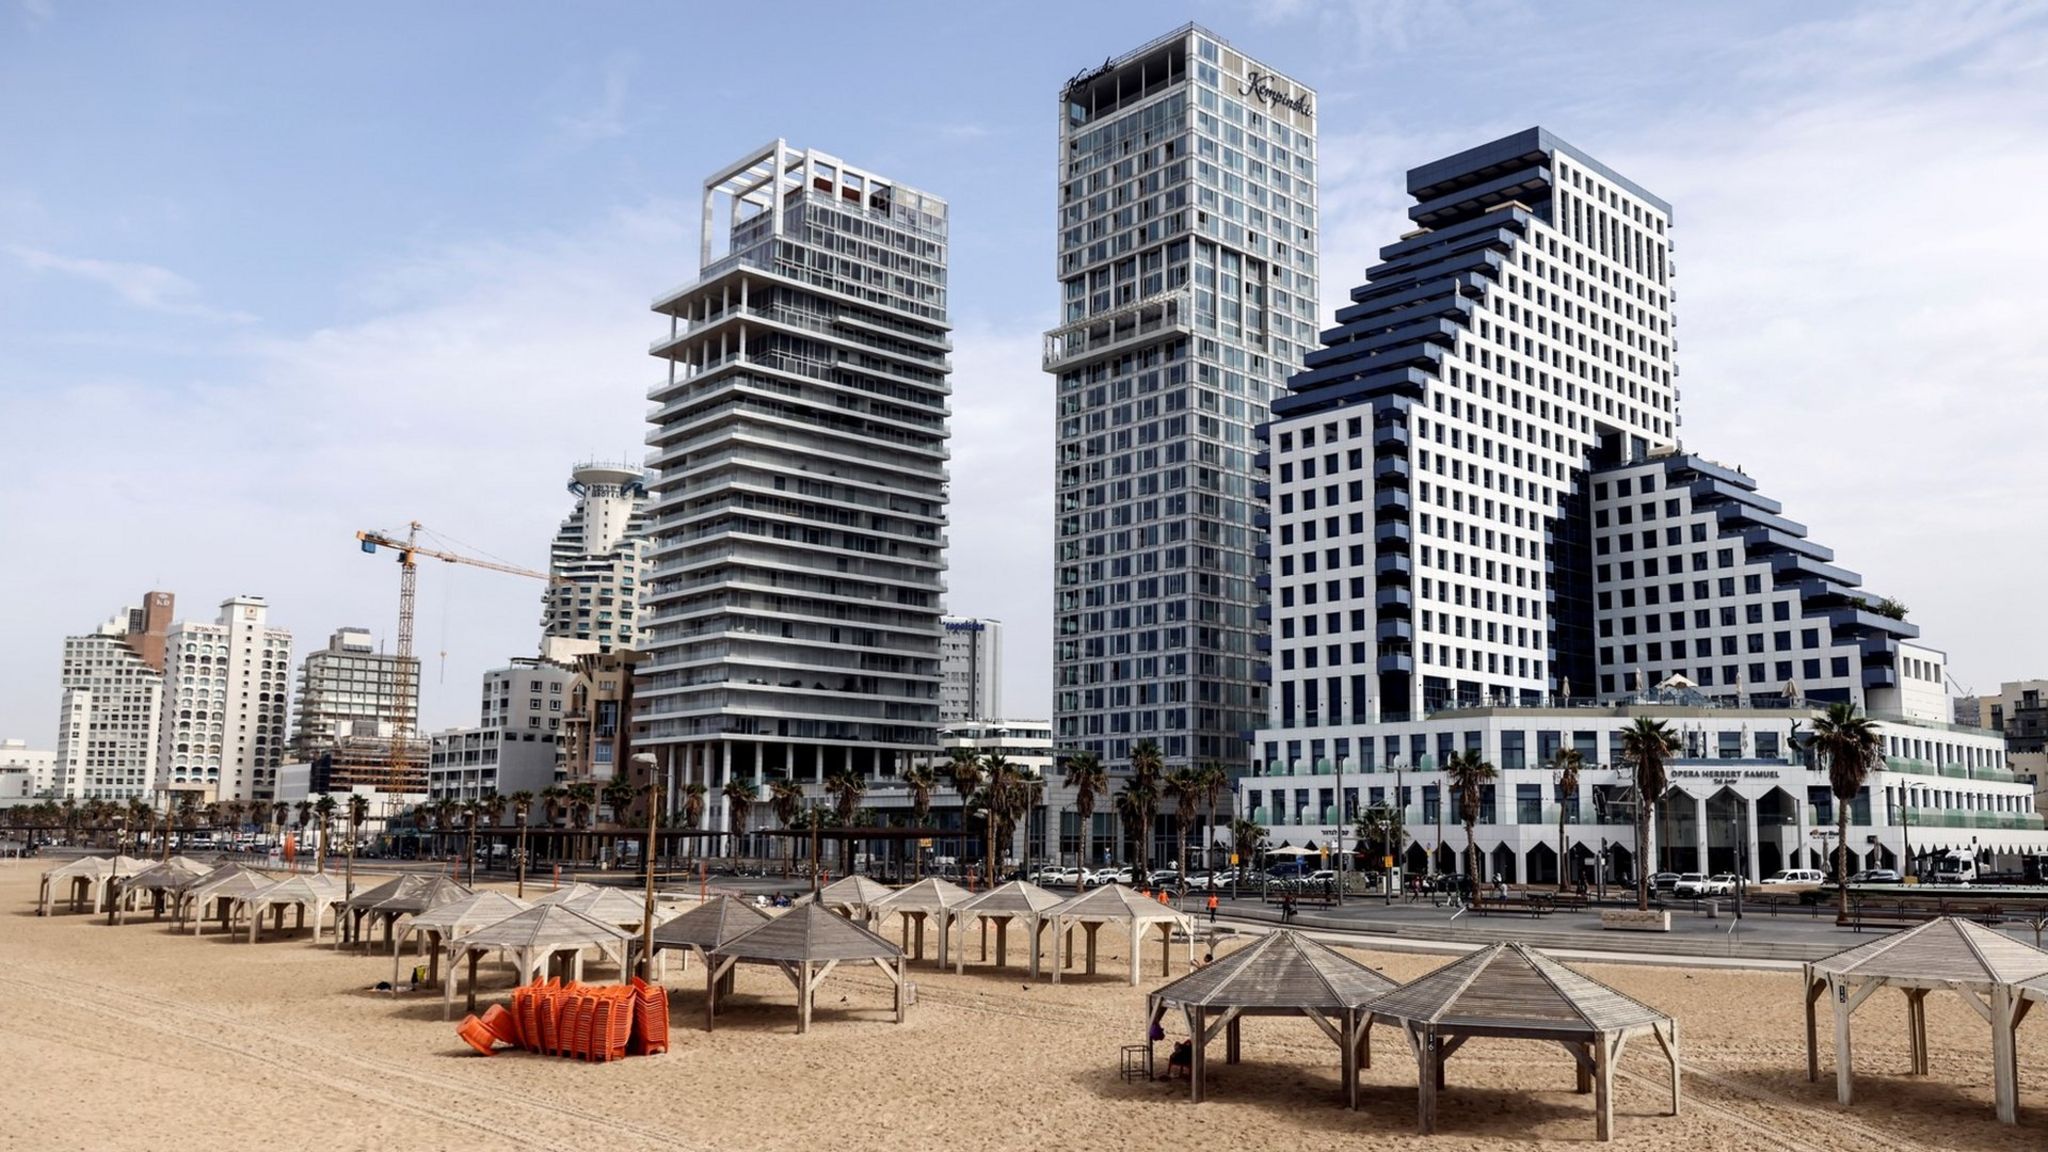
xmin=2 ymin=863 xmax=2044 ymax=1151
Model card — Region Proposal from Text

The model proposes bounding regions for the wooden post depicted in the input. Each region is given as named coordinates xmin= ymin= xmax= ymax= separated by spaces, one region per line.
xmin=465 ymin=951 xmax=480 ymax=1013
xmin=894 ymin=957 xmax=906 ymax=1024
xmin=1804 ymin=971 xmax=1822 ymax=1082
xmin=1227 ymin=1014 xmax=1241 ymax=1064
xmin=1190 ymin=1006 xmax=1204 ymax=1104
xmin=1416 ymin=1025 xmax=1436 ymax=1135
xmin=798 ymin=960 xmax=813 ymax=1035
xmin=1128 ymin=918 xmax=1141 ymax=986
xmin=1833 ymin=978 xmax=1854 ymax=1106
xmin=704 ymin=955 xmax=719 ymax=1032
xmin=1594 ymin=1031 xmax=1614 ymax=1142
xmin=1992 ymin=982 xmax=2017 ymax=1125
xmin=1086 ymin=922 xmax=1100 ymax=976
xmin=995 ymin=917 xmax=1008 ymax=969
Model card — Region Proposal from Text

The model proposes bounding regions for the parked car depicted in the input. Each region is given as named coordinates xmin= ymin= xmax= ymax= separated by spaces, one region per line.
xmin=1147 ymin=868 xmax=1183 ymax=889
xmin=1650 ymin=871 xmax=1683 ymax=893
xmin=1848 ymin=868 xmax=1902 ymax=885
xmin=1675 ymin=873 xmax=1737 ymax=898
xmin=1760 ymin=868 xmax=1826 ymax=885
xmin=1266 ymin=860 xmax=1314 ymax=880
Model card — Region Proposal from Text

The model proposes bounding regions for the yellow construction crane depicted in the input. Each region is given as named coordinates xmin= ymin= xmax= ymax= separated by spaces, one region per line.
xmin=356 ymin=522 xmax=553 ymax=793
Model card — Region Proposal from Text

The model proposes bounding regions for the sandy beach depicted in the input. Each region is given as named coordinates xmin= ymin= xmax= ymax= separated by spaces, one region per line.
xmin=2 ymin=863 xmax=2044 ymax=1152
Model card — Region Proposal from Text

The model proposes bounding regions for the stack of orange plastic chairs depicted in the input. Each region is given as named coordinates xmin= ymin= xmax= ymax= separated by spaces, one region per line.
xmin=457 ymin=976 xmax=666 ymax=1061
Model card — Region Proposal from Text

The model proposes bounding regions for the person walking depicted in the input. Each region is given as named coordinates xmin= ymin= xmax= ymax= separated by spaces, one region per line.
xmin=1205 ymin=892 xmax=1218 ymax=923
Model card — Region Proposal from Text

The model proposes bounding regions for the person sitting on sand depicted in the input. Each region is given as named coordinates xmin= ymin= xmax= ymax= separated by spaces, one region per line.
xmin=1167 ymin=1039 xmax=1193 ymax=1079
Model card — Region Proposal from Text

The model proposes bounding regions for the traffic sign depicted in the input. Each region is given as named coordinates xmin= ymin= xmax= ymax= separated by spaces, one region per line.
xmin=1382 ymin=855 xmax=1394 ymax=868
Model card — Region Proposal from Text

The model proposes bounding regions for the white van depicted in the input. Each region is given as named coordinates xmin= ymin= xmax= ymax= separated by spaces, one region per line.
xmin=1760 ymin=868 xmax=1825 ymax=885
xmin=1932 ymin=858 xmax=1977 ymax=885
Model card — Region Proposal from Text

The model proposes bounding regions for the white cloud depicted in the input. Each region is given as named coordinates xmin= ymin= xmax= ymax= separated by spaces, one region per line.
xmin=10 ymin=245 xmax=255 ymax=323
xmin=551 ymin=53 xmax=636 ymax=148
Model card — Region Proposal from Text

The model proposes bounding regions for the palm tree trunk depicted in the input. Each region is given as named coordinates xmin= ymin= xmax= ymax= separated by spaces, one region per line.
xmin=1465 ymin=820 xmax=1478 ymax=896
xmin=1077 ymin=819 xmax=1089 ymax=894
xmin=516 ymin=824 xmax=528 ymax=899
xmin=1636 ymin=804 xmax=1651 ymax=911
xmin=1836 ymin=807 xmax=1851 ymax=920
xmin=1558 ymin=806 xmax=1568 ymax=893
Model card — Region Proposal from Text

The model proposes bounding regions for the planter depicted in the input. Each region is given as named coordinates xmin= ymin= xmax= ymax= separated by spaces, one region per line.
xmin=1600 ymin=909 xmax=1672 ymax=933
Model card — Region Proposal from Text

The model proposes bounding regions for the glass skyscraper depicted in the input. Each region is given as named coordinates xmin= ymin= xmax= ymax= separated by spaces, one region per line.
xmin=1047 ymin=24 xmax=1318 ymax=771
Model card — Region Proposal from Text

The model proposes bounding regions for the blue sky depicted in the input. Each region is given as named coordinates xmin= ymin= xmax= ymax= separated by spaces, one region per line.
xmin=5 ymin=1 xmax=2047 ymax=746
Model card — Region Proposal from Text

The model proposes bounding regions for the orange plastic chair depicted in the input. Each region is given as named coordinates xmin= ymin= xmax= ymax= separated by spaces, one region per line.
xmin=590 ymin=994 xmax=619 ymax=1063
xmin=536 ymin=986 xmax=562 ymax=1055
xmin=514 ymin=984 xmax=543 ymax=1054
xmin=565 ymin=991 xmax=596 ymax=1061
xmin=479 ymin=1003 xmax=522 ymax=1048
xmin=631 ymin=977 xmax=670 ymax=1056
xmin=607 ymin=987 xmax=634 ymax=1060
xmin=456 ymin=1014 xmax=497 ymax=1056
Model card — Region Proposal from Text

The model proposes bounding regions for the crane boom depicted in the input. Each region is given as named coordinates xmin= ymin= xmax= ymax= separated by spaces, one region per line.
xmin=354 ymin=522 xmax=552 ymax=794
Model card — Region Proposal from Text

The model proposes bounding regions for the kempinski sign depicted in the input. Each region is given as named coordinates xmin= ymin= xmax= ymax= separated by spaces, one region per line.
xmin=1240 ymin=71 xmax=1312 ymax=117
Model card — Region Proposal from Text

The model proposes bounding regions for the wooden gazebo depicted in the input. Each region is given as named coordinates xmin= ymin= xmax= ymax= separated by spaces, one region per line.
xmin=352 ymin=874 xmax=470 ymax=949
xmin=799 ymin=875 xmax=895 ymax=922
xmin=1049 ymin=883 xmax=1193 ymax=986
xmin=237 ymin=873 xmax=347 ymax=943
xmin=175 ymin=864 xmax=275 ymax=935
xmin=37 ymin=854 xmax=148 ymax=916
xmin=870 ymin=877 xmax=970 ymax=964
xmin=1363 ymin=942 xmax=1681 ymax=1141
xmin=1145 ymin=929 xmax=1399 ymax=1105
xmin=538 ymin=883 xmax=664 ymax=932
xmin=646 ymin=894 xmax=771 ymax=981
xmin=706 ymin=902 xmax=908 ymax=1034
xmin=441 ymin=903 xmax=633 ymax=1019
xmin=107 ymin=857 xmax=211 ymax=924
xmin=393 ymin=890 xmax=531 ymax=989
xmin=951 ymin=879 xmax=1066 ymax=978
xmin=1803 ymin=916 xmax=2048 ymax=1125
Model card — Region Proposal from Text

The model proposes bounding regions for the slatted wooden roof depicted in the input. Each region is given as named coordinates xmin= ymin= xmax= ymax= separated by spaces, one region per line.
xmin=800 ymin=875 xmax=895 ymax=910
xmin=956 ymin=879 xmax=1065 ymax=918
xmin=544 ymin=884 xmax=657 ymax=925
xmin=1809 ymin=916 xmax=2048 ymax=987
xmin=1153 ymin=929 xmax=1398 ymax=1011
xmin=714 ymin=901 xmax=904 ymax=963
xmin=2014 ymin=970 xmax=2048 ymax=1003
xmin=346 ymin=873 xmax=432 ymax=910
xmin=244 ymin=873 xmax=346 ymax=910
xmin=870 ymin=877 xmax=970 ymax=915
xmin=369 ymin=876 xmax=472 ymax=915
xmin=183 ymin=865 xmax=275 ymax=903
xmin=43 ymin=855 xmax=120 ymax=880
xmin=453 ymin=903 xmax=633 ymax=951
xmin=530 ymin=882 xmax=604 ymax=906
xmin=404 ymin=890 xmax=532 ymax=936
xmin=1050 ymin=883 xmax=1193 ymax=926
xmin=652 ymin=895 xmax=771 ymax=950
xmin=125 ymin=858 xmax=214 ymax=891
xmin=1366 ymin=943 xmax=1669 ymax=1036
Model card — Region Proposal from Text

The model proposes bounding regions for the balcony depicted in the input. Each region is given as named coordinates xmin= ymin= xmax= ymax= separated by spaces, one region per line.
xmin=1377 ymin=619 xmax=1413 ymax=642
xmin=1376 ymin=586 xmax=1413 ymax=613
xmin=1373 ymin=424 xmax=1410 ymax=451
xmin=1374 ymin=457 xmax=1411 ymax=483
xmin=1042 ymin=287 xmax=1194 ymax=372
xmin=1374 ymin=521 xmax=1412 ymax=546
xmin=1375 ymin=554 xmax=1412 ymax=578
xmin=1374 ymin=490 xmax=1411 ymax=515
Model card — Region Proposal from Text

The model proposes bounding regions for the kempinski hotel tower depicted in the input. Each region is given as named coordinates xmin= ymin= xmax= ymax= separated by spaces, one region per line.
xmin=1047 ymin=24 xmax=1318 ymax=771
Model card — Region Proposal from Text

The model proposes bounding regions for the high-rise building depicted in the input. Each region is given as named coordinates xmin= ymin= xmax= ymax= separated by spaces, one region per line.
xmin=939 ymin=616 xmax=1002 ymax=722
xmin=543 ymin=461 xmax=651 ymax=654
xmin=54 ymin=591 xmax=172 ymax=801
xmin=1047 ymin=24 xmax=1318 ymax=771
xmin=158 ymin=595 xmax=293 ymax=803
xmin=1248 ymin=129 xmax=2048 ymax=882
xmin=426 ymin=657 xmax=571 ymax=804
xmin=640 ymin=141 xmax=951 ymax=831
xmin=290 ymin=627 xmax=418 ymax=793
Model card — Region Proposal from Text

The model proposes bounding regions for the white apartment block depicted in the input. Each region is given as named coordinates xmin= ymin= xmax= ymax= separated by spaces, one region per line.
xmin=0 ymin=737 xmax=56 ymax=795
xmin=1049 ymin=23 xmax=1318 ymax=770
xmin=54 ymin=591 xmax=172 ymax=801
xmin=427 ymin=658 xmax=571 ymax=802
xmin=1252 ymin=127 xmax=2048 ymax=881
xmin=544 ymin=461 xmax=651 ymax=654
xmin=158 ymin=595 xmax=293 ymax=803
xmin=641 ymin=140 xmax=951 ymax=838
xmin=939 ymin=616 xmax=1002 ymax=722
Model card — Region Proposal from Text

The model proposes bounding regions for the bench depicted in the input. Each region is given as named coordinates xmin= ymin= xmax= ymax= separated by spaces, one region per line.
xmin=1471 ymin=896 xmax=1552 ymax=918
xmin=1549 ymin=893 xmax=1590 ymax=913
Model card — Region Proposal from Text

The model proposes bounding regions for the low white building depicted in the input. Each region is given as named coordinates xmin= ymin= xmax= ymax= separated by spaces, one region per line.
xmin=0 ymin=739 xmax=54 ymax=798
xmin=1241 ymin=700 xmax=2044 ymax=883
xmin=425 ymin=657 xmax=572 ymax=803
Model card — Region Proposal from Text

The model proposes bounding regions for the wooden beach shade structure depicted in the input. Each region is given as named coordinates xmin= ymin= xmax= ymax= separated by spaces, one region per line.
xmin=869 ymin=877 xmax=970 ymax=964
xmin=1802 ymin=916 xmax=2048 ymax=1125
xmin=530 ymin=881 xmax=604 ymax=906
xmin=352 ymin=874 xmax=470 ymax=949
xmin=951 ymin=879 xmax=1066 ymax=978
xmin=706 ymin=902 xmax=908 ymax=1035
xmin=1145 ymin=929 xmax=1399 ymax=1105
xmin=1363 ymin=942 xmax=1680 ymax=1141
xmin=539 ymin=883 xmax=666 ymax=932
xmin=1049 ymin=883 xmax=1194 ymax=986
xmin=441 ymin=903 xmax=634 ymax=1019
xmin=175 ymin=864 xmax=275 ymax=935
xmin=237 ymin=873 xmax=347 ymax=944
xmin=646 ymin=894 xmax=771 ymax=981
xmin=393 ymin=890 xmax=531 ymax=990
xmin=798 ymin=875 xmax=895 ymax=923
xmin=107 ymin=856 xmax=211 ymax=924
xmin=37 ymin=854 xmax=149 ymax=916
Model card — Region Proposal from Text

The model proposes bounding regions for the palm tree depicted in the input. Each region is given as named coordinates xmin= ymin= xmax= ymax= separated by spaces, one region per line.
xmin=1619 ymin=717 xmax=1680 ymax=911
xmin=1113 ymin=773 xmax=1159 ymax=877
xmin=293 ymin=799 xmax=313 ymax=855
xmin=901 ymin=760 xmax=937 ymax=879
xmin=982 ymin=753 xmax=1015 ymax=881
xmin=1127 ymin=739 xmax=1165 ymax=873
xmin=508 ymin=790 xmax=536 ymax=897
xmin=1443 ymin=750 xmax=1497 ymax=897
xmin=313 ymin=795 xmax=337 ymax=873
xmin=721 ymin=778 xmax=754 ymax=863
xmin=1197 ymin=761 xmax=1229 ymax=874
xmin=945 ymin=748 xmax=984 ymax=879
xmin=602 ymin=775 xmax=636 ymax=827
xmin=1061 ymin=750 xmax=1108 ymax=891
xmin=1164 ymin=766 xmax=1204 ymax=896
xmin=680 ymin=782 xmax=707 ymax=859
xmin=768 ymin=780 xmax=804 ymax=877
xmin=1553 ymin=747 xmax=1584 ymax=892
xmin=1229 ymin=816 xmax=1267 ymax=873
xmin=567 ymin=781 xmax=597 ymax=863
xmin=461 ymin=798 xmax=486 ymax=885
xmin=823 ymin=769 xmax=866 ymax=874
xmin=1812 ymin=701 xmax=1883 ymax=919
xmin=344 ymin=794 xmax=370 ymax=900
xmin=269 ymin=800 xmax=287 ymax=837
